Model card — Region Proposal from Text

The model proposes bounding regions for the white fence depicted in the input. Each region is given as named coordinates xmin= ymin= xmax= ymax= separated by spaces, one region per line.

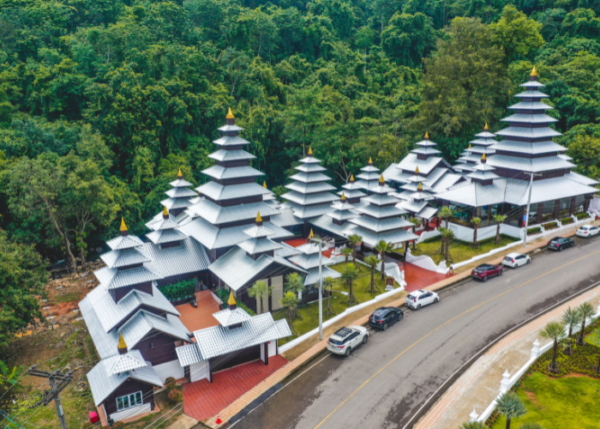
xmin=470 ymin=304 xmax=600 ymax=424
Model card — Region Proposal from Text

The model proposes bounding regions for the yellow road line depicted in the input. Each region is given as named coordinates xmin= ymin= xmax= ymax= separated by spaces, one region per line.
xmin=313 ymin=247 xmax=600 ymax=429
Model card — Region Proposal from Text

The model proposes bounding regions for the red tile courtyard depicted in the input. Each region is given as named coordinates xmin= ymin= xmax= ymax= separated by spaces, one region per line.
xmin=182 ymin=356 xmax=288 ymax=422
xmin=399 ymin=261 xmax=452 ymax=292
xmin=176 ymin=291 xmax=221 ymax=333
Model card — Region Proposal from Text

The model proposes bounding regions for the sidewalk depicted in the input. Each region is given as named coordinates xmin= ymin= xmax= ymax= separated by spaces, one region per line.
xmin=414 ymin=286 xmax=600 ymax=429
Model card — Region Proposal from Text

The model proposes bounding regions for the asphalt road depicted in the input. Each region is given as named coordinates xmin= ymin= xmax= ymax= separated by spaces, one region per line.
xmin=227 ymin=235 xmax=600 ymax=429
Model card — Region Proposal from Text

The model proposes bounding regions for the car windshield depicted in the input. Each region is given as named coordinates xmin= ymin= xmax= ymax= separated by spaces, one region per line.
xmin=503 ymin=256 xmax=513 ymax=260
xmin=329 ymin=338 xmax=343 ymax=345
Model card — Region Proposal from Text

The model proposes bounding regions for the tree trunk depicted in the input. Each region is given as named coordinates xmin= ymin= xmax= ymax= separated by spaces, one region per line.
xmin=506 ymin=417 xmax=511 ymax=429
xmin=370 ymin=268 xmax=375 ymax=295
xmin=380 ymin=254 xmax=385 ymax=281
xmin=412 ymin=226 xmax=416 ymax=250
xmin=596 ymin=358 xmax=600 ymax=374
xmin=473 ymin=225 xmax=478 ymax=249
xmin=352 ymin=246 xmax=357 ymax=264
xmin=550 ymin=340 xmax=558 ymax=373
xmin=578 ymin=319 xmax=586 ymax=345
xmin=496 ymin=223 xmax=501 ymax=244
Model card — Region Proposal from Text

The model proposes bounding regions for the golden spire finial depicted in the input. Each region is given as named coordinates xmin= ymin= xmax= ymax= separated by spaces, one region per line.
xmin=163 ymin=206 xmax=169 ymax=217
xmin=482 ymin=153 xmax=487 ymax=161
xmin=308 ymin=229 xmax=314 ymax=239
xmin=226 ymin=107 xmax=235 ymax=119
xmin=415 ymin=166 xmax=420 ymax=174
xmin=379 ymin=175 xmax=385 ymax=183
xmin=263 ymin=181 xmax=267 ymax=189
xmin=308 ymin=147 xmax=313 ymax=156
xmin=368 ymin=157 xmax=373 ymax=165
xmin=256 ymin=211 xmax=262 ymax=223
xmin=350 ymin=174 xmax=355 ymax=182
xmin=120 ymin=218 xmax=128 ymax=232
xmin=424 ymin=132 xmax=429 ymax=139
xmin=118 ymin=333 xmax=127 ymax=350
xmin=177 ymin=168 xmax=183 ymax=178
xmin=468 ymin=144 xmax=472 ymax=149
xmin=530 ymin=66 xmax=538 ymax=77
xmin=418 ymin=182 xmax=423 ymax=191
xmin=484 ymin=122 xmax=489 ymax=131
xmin=228 ymin=291 xmax=237 ymax=306
xmin=341 ymin=192 xmax=346 ymax=201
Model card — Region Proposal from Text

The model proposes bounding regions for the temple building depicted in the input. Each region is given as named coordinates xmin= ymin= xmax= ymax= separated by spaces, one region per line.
xmin=394 ymin=176 xmax=438 ymax=226
xmin=208 ymin=213 xmax=306 ymax=313
xmin=355 ymin=158 xmax=382 ymax=194
xmin=181 ymin=109 xmax=292 ymax=263
xmin=345 ymin=175 xmax=417 ymax=250
xmin=82 ymin=219 xmax=195 ymax=424
xmin=288 ymin=230 xmax=342 ymax=288
xmin=310 ymin=192 xmax=359 ymax=240
xmin=437 ymin=67 xmax=598 ymax=235
xmin=383 ymin=133 xmax=462 ymax=195
xmin=454 ymin=124 xmax=498 ymax=175
xmin=339 ymin=174 xmax=366 ymax=206
xmin=276 ymin=149 xmax=338 ymax=234
xmin=146 ymin=170 xmax=201 ymax=228
xmin=175 ymin=292 xmax=291 ymax=383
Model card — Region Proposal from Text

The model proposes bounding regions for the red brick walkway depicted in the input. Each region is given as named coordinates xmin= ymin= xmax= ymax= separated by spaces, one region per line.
xmin=399 ymin=262 xmax=452 ymax=292
xmin=183 ymin=356 xmax=287 ymax=421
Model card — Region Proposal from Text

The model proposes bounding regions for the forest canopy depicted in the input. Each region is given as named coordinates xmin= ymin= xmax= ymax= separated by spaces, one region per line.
xmin=0 ymin=0 xmax=599 ymax=264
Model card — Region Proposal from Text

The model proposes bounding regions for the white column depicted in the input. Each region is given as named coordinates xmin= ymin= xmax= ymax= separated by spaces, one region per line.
xmin=469 ymin=409 xmax=479 ymax=422
xmin=500 ymin=370 xmax=511 ymax=394
xmin=530 ymin=339 xmax=541 ymax=360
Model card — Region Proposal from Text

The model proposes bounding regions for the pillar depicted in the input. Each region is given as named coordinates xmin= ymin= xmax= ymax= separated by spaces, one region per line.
xmin=536 ymin=202 xmax=543 ymax=225
xmin=569 ymin=196 xmax=576 ymax=216
xmin=500 ymin=370 xmax=511 ymax=393
xmin=553 ymin=200 xmax=560 ymax=220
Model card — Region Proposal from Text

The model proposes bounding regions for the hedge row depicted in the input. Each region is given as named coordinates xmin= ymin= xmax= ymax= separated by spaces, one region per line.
xmin=560 ymin=216 xmax=574 ymax=225
xmin=527 ymin=226 xmax=541 ymax=235
xmin=158 ymin=279 xmax=196 ymax=301
xmin=542 ymin=221 xmax=558 ymax=230
xmin=576 ymin=212 xmax=591 ymax=220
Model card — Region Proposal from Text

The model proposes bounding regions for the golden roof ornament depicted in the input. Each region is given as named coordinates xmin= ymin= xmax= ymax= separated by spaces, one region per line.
xmin=530 ymin=66 xmax=538 ymax=77
xmin=481 ymin=153 xmax=487 ymax=162
xmin=415 ymin=167 xmax=419 ymax=174
xmin=263 ymin=181 xmax=267 ymax=189
xmin=484 ymin=123 xmax=489 ymax=131
xmin=424 ymin=132 xmax=429 ymax=139
xmin=418 ymin=182 xmax=423 ymax=191
xmin=468 ymin=144 xmax=472 ymax=149
xmin=228 ymin=291 xmax=237 ymax=306
xmin=308 ymin=229 xmax=314 ymax=239
xmin=118 ymin=333 xmax=127 ymax=350
xmin=256 ymin=211 xmax=263 ymax=223
xmin=379 ymin=175 xmax=385 ymax=183
xmin=308 ymin=147 xmax=313 ymax=156
xmin=350 ymin=174 xmax=355 ymax=182
xmin=226 ymin=107 xmax=235 ymax=119
xmin=368 ymin=157 xmax=373 ymax=165
xmin=120 ymin=218 xmax=128 ymax=232
xmin=163 ymin=206 xmax=169 ymax=217
xmin=341 ymin=192 xmax=346 ymax=201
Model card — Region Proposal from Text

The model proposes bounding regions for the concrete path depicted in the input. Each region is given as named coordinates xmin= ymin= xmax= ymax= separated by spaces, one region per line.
xmin=225 ymin=233 xmax=600 ymax=429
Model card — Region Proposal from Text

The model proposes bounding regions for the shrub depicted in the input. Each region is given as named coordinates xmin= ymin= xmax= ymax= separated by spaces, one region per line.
xmin=527 ymin=226 xmax=541 ymax=235
xmin=542 ymin=221 xmax=558 ymax=230
xmin=560 ymin=216 xmax=574 ymax=225
xmin=214 ymin=288 xmax=257 ymax=315
xmin=158 ymin=279 xmax=196 ymax=301
xmin=164 ymin=377 xmax=176 ymax=389
xmin=112 ymin=422 xmax=125 ymax=429
xmin=167 ymin=388 xmax=182 ymax=403
xmin=238 ymin=302 xmax=256 ymax=316
xmin=576 ymin=212 xmax=590 ymax=220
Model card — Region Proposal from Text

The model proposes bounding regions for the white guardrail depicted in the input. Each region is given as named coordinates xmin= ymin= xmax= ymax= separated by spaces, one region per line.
xmin=279 ymin=285 xmax=406 ymax=354
xmin=471 ymin=304 xmax=600 ymax=424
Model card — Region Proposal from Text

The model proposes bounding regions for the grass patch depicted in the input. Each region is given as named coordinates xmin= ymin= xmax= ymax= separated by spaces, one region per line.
xmin=586 ymin=326 xmax=600 ymax=347
xmin=490 ymin=372 xmax=600 ymax=429
xmin=274 ymin=262 xmax=396 ymax=344
xmin=409 ymin=235 xmax=519 ymax=264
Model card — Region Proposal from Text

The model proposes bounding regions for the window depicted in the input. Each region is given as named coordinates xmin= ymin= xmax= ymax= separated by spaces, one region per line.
xmin=116 ymin=391 xmax=143 ymax=411
xmin=541 ymin=201 xmax=555 ymax=222
xmin=558 ymin=198 xmax=571 ymax=218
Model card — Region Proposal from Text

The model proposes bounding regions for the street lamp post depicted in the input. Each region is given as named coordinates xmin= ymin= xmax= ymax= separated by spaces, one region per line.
xmin=523 ymin=172 xmax=542 ymax=247
xmin=310 ymin=235 xmax=324 ymax=340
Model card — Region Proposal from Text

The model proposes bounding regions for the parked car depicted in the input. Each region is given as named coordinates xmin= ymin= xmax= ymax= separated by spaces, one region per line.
xmin=502 ymin=252 xmax=531 ymax=269
xmin=327 ymin=326 xmax=369 ymax=356
xmin=576 ymin=225 xmax=600 ymax=238
xmin=471 ymin=264 xmax=503 ymax=282
xmin=369 ymin=307 xmax=404 ymax=331
xmin=405 ymin=289 xmax=440 ymax=310
xmin=547 ymin=236 xmax=575 ymax=251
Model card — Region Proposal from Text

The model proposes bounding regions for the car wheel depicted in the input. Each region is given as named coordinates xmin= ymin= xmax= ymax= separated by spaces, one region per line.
xmin=345 ymin=347 xmax=352 ymax=356
xmin=383 ymin=323 xmax=388 ymax=331
xmin=417 ymin=304 xmax=422 ymax=310
xmin=526 ymin=259 xmax=531 ymax=265
xmin=498 ymin=270 xmax=503 ymax=276
xmin=435 ymin=297 xmax=440 ymax=303
xmin=483 ymin=276 xmax=488 ymax=282
xmin=362 ymin=335 xmax=368 ymax=345
xmin=559 ymin=246 xmax=563 ymax=252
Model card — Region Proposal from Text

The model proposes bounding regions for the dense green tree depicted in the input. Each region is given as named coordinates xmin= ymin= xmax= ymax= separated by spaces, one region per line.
xmin=490 ymin=5 xmax=544 ymax=63
xmin=382 ymin=12 xmax=436 ymax=67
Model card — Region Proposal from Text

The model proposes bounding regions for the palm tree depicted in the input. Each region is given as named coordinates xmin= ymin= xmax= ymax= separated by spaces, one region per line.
xmin=472 ymin=217 xmax=481 ymax=249
xmin=348 ymin=234 xmax=362 ymax=264
xmin=439 ymin=227 xmax=455 ymax=262
xmin=496 ymin=392 xmax=527 ymax=429
xmin=285 ymin=272 xmax=305 ymax=319
xmin=323 ymin=277 xmax=336 ymax=317
xmin=247 ymin=280 xmax=272 ymax=314
xmin=341 ymin=263 xmax=360 ymax=306
xmin=364 ymin=255 xmax=380 ymax=295
xmin=577 ymin=301 xmax=595 ymax=345
xmin=561 ymin=307 xmax=581 ymax=355
xmin=540 ymin=321 xmax=565 ymax=374
xmin=439 ymin=206 xmax=454 ymax=228
xmin=374 ymin=240 xmax=393 ymax=281
xmin=519 ymin=424 xmax=545 ymax=429
xmin=409 ymin=217 xmax=421 ymax=250
xmin=280 ymin=291 xmax=299 ymax=335
xmin=493 ymin=214 xmax=507 ymax=245
xmin=458 ymin=422 xmax=486 ymax=429
xmin=341 ymin=247 xmax=353 ymax=265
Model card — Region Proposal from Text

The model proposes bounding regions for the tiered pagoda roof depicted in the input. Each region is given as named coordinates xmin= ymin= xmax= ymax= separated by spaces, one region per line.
xmin=288 ymin=231 xmax=341 ymax=286
xmin=181 ymin=110 xmax=292 ymax=254
xmin=146 ymin=207 xmax=188 ymax=245
xmin=280 ymin=148 xmax=338 ymax=220
xmin=383 ymin=133 xmax=462 ymax=194
xmin=345 ymin=176 xmax=417 ymax=249
xmin=455 ymin=124 xmax=498 ymax=175
xmin=310 ymin=192 xmax=359 ymax=237
xmin=338 ymin=174 xmax=366 ymax=206
xmin=161 ymin=169 xmax=200 ymax=215
xmin=355 ymin=158 xmax=381 ymax=194
xmin=394 ymin=173 xmax=438 ymax=221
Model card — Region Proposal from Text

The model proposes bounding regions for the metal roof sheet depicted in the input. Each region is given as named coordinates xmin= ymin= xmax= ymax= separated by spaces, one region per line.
xmin=417 ymin=206 xmax=438 ymax=220
xmin=310 ymin=215 xmax=352 ymax=237
xmin=338 ymin=189 xmax=366 ymax=199
xmin=289 ymin=172 xmax=331 ymax=183
xmin=118 ymin=310 xmax=190 ymax=349
xmin=186 ymin=199 xmax=279 ymax=225
xmin=298 ymin=155 xmax=323 ymax=164
xmin=147 ymin=217 xmax=180 ymax=231
xmin=202 ymin=165 xmax=263 ymax=180
xmin=169 ymin=178 xmax=194 ymax=188
xmin=208 ymin=149 xmax=256 ymax=162
xmin=348 ymin=216 xmax=413 ymax=233
xmin=501 ymin=114 xmax=557 ymax=124
xmin=520 ymin=81 xmax=545 ymax=88
xmin=509 ymin=101 xmax=552 ymax=111
xmin=565 ymin=171 xmax=599 ymax=186
xmin=106 ymin=235 xmax=145 ymax=251
xmin=242 ymin=224 xmax=274 ymax=238
xmin=488 ymin=154 xmax=574 ymax=172
xmin=143 ymin=239 xmax=210 ymax=277
xmin=275 ymin=242 xmax=302 ymax=258
xmin=396 ymin=153 xmax=446 ymax=175
xmin=304 ymin=266 xmax=342 ymax=286
xmin=176 ymin=343 xmax=203 ymax=366
xmin=165 ymin=187 xmax=199 ymax=199
xmin=284 ymin=201 xmax=333 ymax=219
xmin=281 ymin=190 xmax=339 ymax=206
xmin=360 ymin=165 xmax=380 ymax=172
xmin=161 ymin=197 xmax=195 ymax=210
xmin=95 ymin=266 xmax=162 ymax=290
xmin=193 ymin=314 xmax=292 ymax=361
xmin=491 ymin=140 xmax=566 ymax=154
xmin=196 ymin=181 xmax=270 ymax=201
xmin=411 ymin=147 xmax=442 ymax=155
xmin=356 ymin=204 xmax=406 ymax=219
xmin=237 ymin=237 xmax=282 ymax=255
xmin=495 ymin=127 xmax=562 ymax=139
xmin=289 ymin=252 xmax=336 ymax=270
xmin=270 ymin=208 xmax=304 ymax=227
xmin=212 ymin=307 xmax=253 ymax=327
xmin=397 ymin=199 xmax=429 ymax=214
xmin=363 ymin=193 xmax=399 ymax=206
xmin=327 ymin=209 xmax=358 ymax=221
xmin=285 ymin=181 xmax=337 ymax=194
xmin=343 ymin=225 xmax=417 ymax=248
xmin=217 ymin=124 xmax=244 ymax=133
xmin=466 ymin=170 xmax=500 ymax=181
xmin=109 ymin=350 xmax=147 ymax=376
xmin=356 ymin=171 xmax=380 ymax=181
xmin=514 ymin=90 xmax=549 ymax=98
xmin=381 ymin=164 xmax=413 ymax=184
xmin=295 ymin=163 xmax=328 ymax=173
xmin=430 ymin=173 xmax=464 ymax=193
xmin=101 ymin=248 xmax=152 ymax=269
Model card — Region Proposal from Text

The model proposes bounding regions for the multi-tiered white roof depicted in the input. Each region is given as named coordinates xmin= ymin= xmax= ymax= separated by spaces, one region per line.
xmin=288 ymin=234 xmax=341 ymax=286
xmin=455 ymin=125 xmax=498 ymax=175
xmin=181 ymin=110 xmax=292 ymax=253
xmin=310 ymin=192 xmax=359 ymax=237
xmin=280 ymin=149 xmax=339 ymax=220
xmin=355 ymin=158 xmax=381 ymax=194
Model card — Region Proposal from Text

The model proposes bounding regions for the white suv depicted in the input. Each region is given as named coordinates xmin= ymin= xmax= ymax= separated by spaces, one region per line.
xmin=327 ymin=326 xmax=369 ymax=356
xmin=405 ymin=289 xmax=440 ymax=310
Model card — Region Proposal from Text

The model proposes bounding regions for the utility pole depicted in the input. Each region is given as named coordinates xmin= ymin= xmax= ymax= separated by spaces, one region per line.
xmin=523 ymin=172 xmax=542 ymax=247
xmin=311 ymin=235 xmax=324 ymax=340
xmin=27 ymin=366 xmax=73 ymax=429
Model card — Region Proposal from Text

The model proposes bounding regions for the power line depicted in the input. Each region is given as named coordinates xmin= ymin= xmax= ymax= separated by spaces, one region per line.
xmin=26 ymin=367 xmax=73 ymax=429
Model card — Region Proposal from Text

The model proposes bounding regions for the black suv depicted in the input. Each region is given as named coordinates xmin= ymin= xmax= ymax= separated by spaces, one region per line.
xmin=547 ymin=236 xmax=575 ymax=251
xmin=369 ymin=307 xmax=404 ymax=331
